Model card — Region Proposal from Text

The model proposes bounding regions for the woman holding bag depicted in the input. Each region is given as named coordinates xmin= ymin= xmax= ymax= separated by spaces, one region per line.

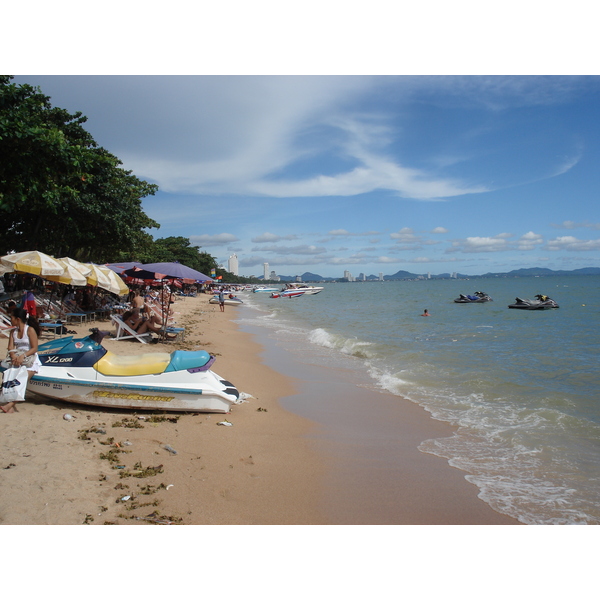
xmin=1 ymin=308 xmax=41 ymax=413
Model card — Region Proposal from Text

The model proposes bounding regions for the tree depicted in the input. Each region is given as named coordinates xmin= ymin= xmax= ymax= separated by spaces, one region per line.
xmin=0 ymin=76 xmax=159 ymax=258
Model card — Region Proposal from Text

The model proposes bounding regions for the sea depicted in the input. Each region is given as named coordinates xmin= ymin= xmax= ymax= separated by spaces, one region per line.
xmin=234 ymin=276 xmax=600 ymax=525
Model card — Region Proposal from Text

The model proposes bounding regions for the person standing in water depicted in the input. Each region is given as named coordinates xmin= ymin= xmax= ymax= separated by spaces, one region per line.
xmin=421 ymin=309 xmax=430 ymax=316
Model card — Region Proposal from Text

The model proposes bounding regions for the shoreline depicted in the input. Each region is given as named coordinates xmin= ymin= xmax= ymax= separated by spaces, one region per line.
xmin=1 ymin=293 xmax=517 ymax=524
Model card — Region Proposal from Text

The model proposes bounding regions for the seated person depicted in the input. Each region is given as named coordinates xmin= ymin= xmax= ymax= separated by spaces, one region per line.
xmin=120 ymin=308 xmax=175 ymax=339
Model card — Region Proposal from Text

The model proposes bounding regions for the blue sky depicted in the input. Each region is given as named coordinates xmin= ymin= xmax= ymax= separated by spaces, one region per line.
xmin=11 ymin=74 xmax=600 ymax=277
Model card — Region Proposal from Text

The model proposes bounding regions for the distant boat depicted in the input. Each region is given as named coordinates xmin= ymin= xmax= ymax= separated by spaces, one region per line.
xmin=508 ymin=295 xmax=559 ymax=310
xmin=454 ymin=291 xmax=493 ymax=303
xmin=253 ymin=286 xmax=279 ymax=293
xmin=270 ymin=289 xmax=306 ymax=298
xmin=282 ymin=283 xmax=324 ymax=295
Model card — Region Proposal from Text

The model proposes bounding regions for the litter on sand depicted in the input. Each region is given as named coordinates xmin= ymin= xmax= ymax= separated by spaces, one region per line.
xmin=163 ymin=445 xmax=177 ymax=454
xmin=217 ymin=420 xmax=233 ymax=427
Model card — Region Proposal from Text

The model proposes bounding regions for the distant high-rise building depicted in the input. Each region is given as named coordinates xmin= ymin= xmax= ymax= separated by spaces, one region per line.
xmin=378 ymin=272 xmax=384 ymax=281
xmin=228 ymin=254 xmax=238 ymax=276
xmin=263 ymin=263 xmax=269 ymax=280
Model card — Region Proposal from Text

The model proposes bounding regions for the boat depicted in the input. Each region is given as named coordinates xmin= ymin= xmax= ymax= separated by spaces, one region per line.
xmin=508 ymin=295 xmax=559 ymax=310
xmin=282 ymin=283 xmax=324 ymax=295
xmin=10 ymin=329 xmax=241 ymax=413
xmin=270 ymin=289 xmax=306 ymax=298
xmin=209 ymin=295 xmax=243 ymax=306
xmin=454 ymin=291 xmax=493 ymax=303
xmin=252 ymin=286 xmax=279 ymax=293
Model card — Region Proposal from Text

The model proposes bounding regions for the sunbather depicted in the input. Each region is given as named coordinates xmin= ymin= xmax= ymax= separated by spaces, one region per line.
xmin=121 ymin=308 xmax=175 ymax=339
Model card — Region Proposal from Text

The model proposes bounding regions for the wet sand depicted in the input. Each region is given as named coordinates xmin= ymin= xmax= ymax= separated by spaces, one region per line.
xmin=0 ymin=293 xmax=517 ymax=524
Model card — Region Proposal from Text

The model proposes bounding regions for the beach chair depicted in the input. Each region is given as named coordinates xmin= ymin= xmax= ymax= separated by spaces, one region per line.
xmin=111 ymin=314 xmax=152 ymax=343
xmin=0 ymin=311 xmax=14 ymax=338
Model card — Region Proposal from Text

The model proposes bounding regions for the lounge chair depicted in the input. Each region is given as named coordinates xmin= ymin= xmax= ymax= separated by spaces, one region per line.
xmin=0 ymin=310 xmax=13 ymax=338
xmin=110 ymin=314 xmax=152 ymax=343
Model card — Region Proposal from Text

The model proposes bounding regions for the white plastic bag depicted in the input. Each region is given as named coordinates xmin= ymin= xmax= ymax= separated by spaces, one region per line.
xmin=1 ymin=365 xmax=29 ymax=401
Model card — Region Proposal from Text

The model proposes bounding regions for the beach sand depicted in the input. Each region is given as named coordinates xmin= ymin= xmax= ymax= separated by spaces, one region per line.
xmin=0 ymin=293 xmax=517 ymax=525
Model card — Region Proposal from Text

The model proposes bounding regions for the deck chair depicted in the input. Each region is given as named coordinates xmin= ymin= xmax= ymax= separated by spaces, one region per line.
xmin=111 ymin=314 xmax=152 ymax=343
xmin=0 ymin=311 xmax=13 ymax=338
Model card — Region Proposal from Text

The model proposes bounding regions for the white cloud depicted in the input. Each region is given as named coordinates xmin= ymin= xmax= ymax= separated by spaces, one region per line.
xmin=447 ymin=235 xmax=511 ymax=253
xmin=189 ymin=233 xmax=239 ymax=247
xmin=552 ymin=220 xmax=600 ymax=230
xmin=546 ymin=236 xmax=600 ymax=251
xmin=431 ymin=227 xmax=449 ymax=234
xmin=390 ymin=227 xmax=419 ymax=243
xmin=517 ymin=231 xmax=544 ymax=250
xmin=251 ymin=232 xmax=299 ymax=243
xmin=251 ymin=244 xmax=328 ymax=255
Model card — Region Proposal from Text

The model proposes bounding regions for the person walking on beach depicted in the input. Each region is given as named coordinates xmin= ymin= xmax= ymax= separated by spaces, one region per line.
xmin=1 ymin=308 xmax=41 ymax=413
xmin=218 ymin=290 xmax=225 ymax=312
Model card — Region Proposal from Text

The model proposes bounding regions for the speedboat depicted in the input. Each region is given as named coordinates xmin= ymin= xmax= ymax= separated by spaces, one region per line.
xmin=209 ymin=295 xmax=243 ymax=306
xmin=283 ymin=283 xmax=324 ymax=295
xmin=270 ymin=289 xmax=306 ymax=298
xmin=508 ymin=295 xmax=559 ymax=310
xmin=14 ymin=329 xmax=241 ymax=413
xmin=252 ymin=286 xmax=279 ymax=293
xmin=454 ymin=291 xmax=493 ymax=303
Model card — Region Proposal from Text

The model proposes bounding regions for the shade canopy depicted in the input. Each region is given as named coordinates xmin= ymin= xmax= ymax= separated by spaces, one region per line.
xmin=1 ymin=251 xmax=65 ymax=277
xmin=105 ymin=262 xmax=143 ymax=274
xmin=45 ymin=258 xmax=88 ymax=287
xmin=124 ymin=262 xmax=212 ymax=282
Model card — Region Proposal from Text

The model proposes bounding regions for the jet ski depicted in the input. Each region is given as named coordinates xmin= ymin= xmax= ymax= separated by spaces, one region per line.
xmin=508 ymin=295 xmax=559 ymax=310
xmin=454 ymin=291 xmax=493 ymax=303
xmin=5 ymin=329 xmax=241 ymax=413
xmin=209 ymin=294 xmax=243 ymax=305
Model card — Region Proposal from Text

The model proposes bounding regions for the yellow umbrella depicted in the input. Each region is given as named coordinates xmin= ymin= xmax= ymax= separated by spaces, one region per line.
xmin=84 ymin=263 xmax=112 ymax=290
xmin=59 ymin=257 xmax=92 ymax=278
xmin=45 ymin=258 xmax=88 ymax=287
xmin=98 ymin=265 xmax=129 ymax=296
xmin=1 ymin=250 xmax=65 ymax=277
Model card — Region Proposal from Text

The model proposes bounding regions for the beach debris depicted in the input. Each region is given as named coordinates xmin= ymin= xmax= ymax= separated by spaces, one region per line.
xmin=148 ymin=415 xmax=180 ymax=423
xmin=238 ymin=392 xmax=253 ymax=403
xmin=112 ymin=417 xmax=144 ymax=429
xmin=217 ymin=419 xmax=233 ymax=426
xmin=163 ymin=444 xmax=178 ymax=455
xmin=119 ymin=462 xmax=164 ymax=478
xmin=120 ymin=495 xmax=131 ymax=502
xmin=122 ymin=440 xmax=133 ymax=446
xmin=63 ymin=413 xmax=75 ymax=421
xmin=3 ymin=463 xmax=16 ymax=470
xmin=166 ymin=484 xmax=174 ymax=490
xmin=83 ymin=514 xmax=94 ymax=524
xmin=256 ymin=407 xmax=268 ymax=412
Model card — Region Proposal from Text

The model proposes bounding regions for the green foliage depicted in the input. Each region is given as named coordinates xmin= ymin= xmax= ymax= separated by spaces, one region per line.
xmin=0 ymin=76 xmax=159 ymax=259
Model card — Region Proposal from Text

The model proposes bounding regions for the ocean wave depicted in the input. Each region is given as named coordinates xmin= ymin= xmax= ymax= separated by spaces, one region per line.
xmin=307 ymin=328 xmax=375 ymax=359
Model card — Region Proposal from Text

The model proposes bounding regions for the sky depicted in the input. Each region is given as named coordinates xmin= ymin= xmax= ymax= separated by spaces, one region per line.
xmin=10 ymin=74 xmax=600 ymax=278
xmin=6 ymin=2 xmax=600 ymax=279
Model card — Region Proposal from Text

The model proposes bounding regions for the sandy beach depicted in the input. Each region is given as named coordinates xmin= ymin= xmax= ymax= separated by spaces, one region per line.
xmin=0 ymin=293 xmax=517 ymax=525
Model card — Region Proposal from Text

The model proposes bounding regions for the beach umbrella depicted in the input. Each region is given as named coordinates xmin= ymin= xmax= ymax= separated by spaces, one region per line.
xmin=99 ymin=266 xmax=129 ymax=296
xmin=84 ymin=263 xmax=113 ymax=290
xmin=45 ymin=258 xmax=88 ymax=287
xmin=1 ymin=250 xmax=65 ymax=277
xmin=105 ymin=261 xmax=143 ymax=275
xmin=125 ymin=262 xmax=213 ymax=282
xmin=59 ymin=257 xmax=92 ymax=277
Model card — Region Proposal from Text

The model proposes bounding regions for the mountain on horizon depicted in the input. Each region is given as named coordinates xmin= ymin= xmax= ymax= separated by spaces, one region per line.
xmin=265 ymin=267 xmax=600 ymax=281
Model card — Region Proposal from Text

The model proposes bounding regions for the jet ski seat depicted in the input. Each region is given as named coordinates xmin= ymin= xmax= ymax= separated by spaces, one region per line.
xmin=95 ymin=351 xmax=172 ymax=376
